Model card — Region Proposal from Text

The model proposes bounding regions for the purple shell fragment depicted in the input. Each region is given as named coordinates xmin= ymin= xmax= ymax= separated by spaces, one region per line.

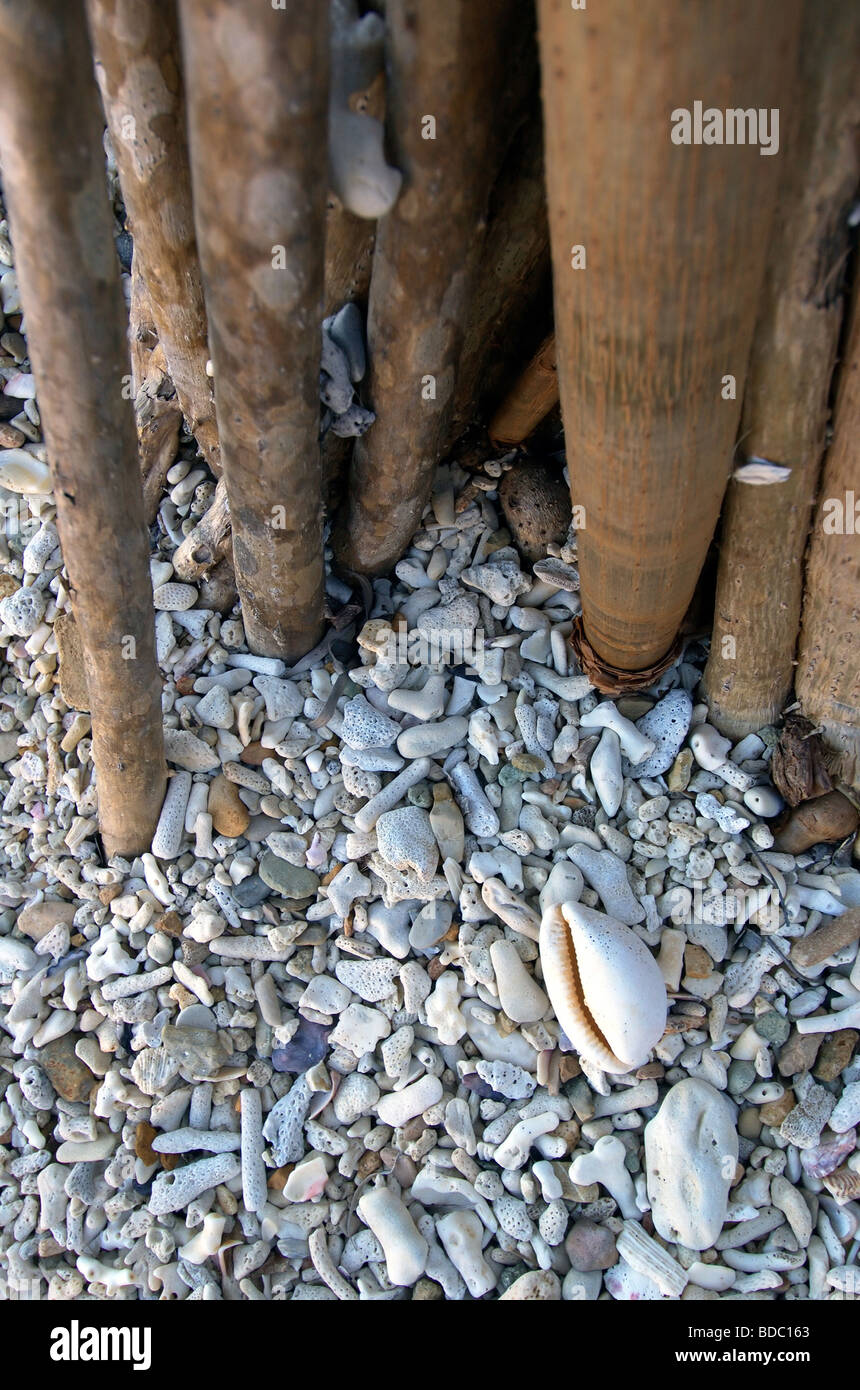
xmin=800 ymin=1128 xmax=856 ymax=1180
xmin=272 ymin=1018 xmax=332 ymax=1073
xmin=461 ymin=1071 xmax=505 ymax=1102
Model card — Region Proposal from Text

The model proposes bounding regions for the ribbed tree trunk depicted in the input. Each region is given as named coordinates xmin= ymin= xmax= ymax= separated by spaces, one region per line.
xmin=86 ymin=0 xmax=220 ymax=475
xmin=537 ymin=0 xmax=801 ymax=674
xmin=334 ymin=0 xmax=517 ymax=576
xmin=0 ymin=0 xmax=166 ymax=855
xmin=703 ymin=0 xmax=860 ymax=736
xmin=178 ymin=0 xmax=327 ymax=660
xmin=795 ymin=288 xmax=860 ymax=790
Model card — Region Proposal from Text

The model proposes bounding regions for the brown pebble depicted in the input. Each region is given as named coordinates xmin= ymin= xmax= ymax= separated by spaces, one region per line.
xmin=268 ymin=1167 xmax=292 ymax=1192
xmin=160 ymin=1152 xmax=181 ymax=1171
xmin=356 ymin=1150 xmax=382 ymax=1181
xmin=98 ymin=883 xmax=124 ymax=906
xmin=635 ymin=1061 xmax=664 ymax=1080
xmin=814 ymin=1030 xmax=858 ymax=1083
xmin=0 ymin=422 xmax=26 ymax=448
xmin=778 ymin=1029 xmax=823 ymax=1078
xmin=0 ymin=572 xmax=19 ymax=599
xmin=790 ymin=908 xmax=860 ymax=970
xmin=54 ymin=610 xmax=90 ymax=712
xmin=154 ymin=909 xmax=183 ymax=937
xmin=175 ymin=675 xmax=196 ymax=695
xmin=684 ymin=944 xmax=713 ymax=979
xmin=37 ymin=1034 xmax=96 ymax=1103
xmin=565 ymin=1218 xmax=618 ymax=1272
xmin=168 ymin=982 xmax=196 ymax=1011
xmin=135 ymin=1120 xmax=159 ymax=1166
xmin=208 ymin=773 xmax=250 ymax=837
xmin=17 ymin=898 xmax=78 ymax=942
xmin=240 ymin=741 xmax=268 ymax=766
xmin=554 ymin=1118 xmax=581 ymax=1153
xmin=559 ymin=1053 xmax=582 ymax=1083
xmin=412 ymin=1278 xmax=444 ymax=1300
xmin=759 ymin=1089 xmax=795 ymax=1127
xmin=427 ymin=957 xmax=447 ymax=981
xmin=774 ymin=791 xmax=859 ymax=854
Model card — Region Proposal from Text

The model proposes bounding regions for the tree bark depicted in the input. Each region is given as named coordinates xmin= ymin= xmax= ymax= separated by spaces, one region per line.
xmin=178 ymin=0 xmax=327 ymax=661
xmin=127 ymin=248 xmax=184 ymax=524
xmin=703 ymin=0 xmax=860 ymax=737
xmin=334 ymin=0 xmax=518 ymax=576
xmin=0 ymin=0 xmax=166 ymax=856
xmin=323 ymin=71 xmax=383 ymax=316
xmin=86 ymin=0 xmax=220 ymax=476
xmin=795 ymin=289 xmax=860 ymax=790
xmin=537 ymin=0 xmax=801 ymax=673
xmin=489 ymin=333 xmax=558 ymax=447
xmin=172 ymin=474 xmax=231 ymax=581
xmin=445 ymin=43 xmax=552 ymax=449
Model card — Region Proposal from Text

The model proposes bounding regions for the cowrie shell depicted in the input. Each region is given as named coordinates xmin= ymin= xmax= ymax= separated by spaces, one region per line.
xmin=539 ymin=901 xmax=667 ymax=1074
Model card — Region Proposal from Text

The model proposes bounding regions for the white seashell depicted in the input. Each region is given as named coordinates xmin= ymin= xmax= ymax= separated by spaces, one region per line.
xmin=0 ymin=448 xmax=52 ymax=494
xmin=539 ymin=901 xmax=667 ymax=1074
xmin=733 ymin=458 xmax=791 ymax=485
xmin=615 ymin=1219 xmax=688 ymax=1297
xmin=131 ymin=1046 xmax=180 ymax=1096
xmin=589 ymin=728 xmax=623 ymax=816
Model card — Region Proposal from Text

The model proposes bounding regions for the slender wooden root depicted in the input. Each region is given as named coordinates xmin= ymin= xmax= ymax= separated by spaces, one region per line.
xmin=489 ymin=334 xmax=558 ymax=447
xmin=703 ymin=0 xmax=860 ymax=736
xmin=178 ymin=0 xmax=327 ymax=660
xmin=795 ymin=288 xmax=860 ymax=790
xmin=0 ymin=0 xmax=166 ymax=855
xmin=86 ymin=0 xmax=220 ymax=474
xmin=334 ymin=0 xmax=518 ymax=576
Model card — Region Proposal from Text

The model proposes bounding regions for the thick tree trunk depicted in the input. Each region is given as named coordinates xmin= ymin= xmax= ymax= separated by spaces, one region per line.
xmin=0 ymin=0 xmax=166 ymax=855
xmin=703 ymin=0 xmax=860 ymax=737
xmin=86 ymin=0 xmax=220 ymax=476
xmin=334 ymin=0 xmax=517 ymax=576
xmin=178 ymin=0 xmax=327 ymax=661
xmin=537 ymin=0 xmax=801 ymax=673
xmin=795 ymin=290 xmax=860 ymax=790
